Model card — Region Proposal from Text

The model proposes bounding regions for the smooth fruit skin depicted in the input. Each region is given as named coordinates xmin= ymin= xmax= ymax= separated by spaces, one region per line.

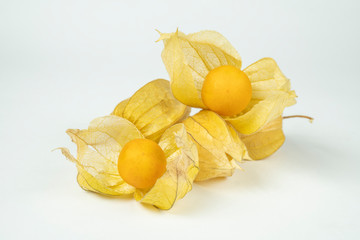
xmin=118 ymin=139 xmax=167 ymax=189
xmin=201 ymin=65 xmax=252 ymax=116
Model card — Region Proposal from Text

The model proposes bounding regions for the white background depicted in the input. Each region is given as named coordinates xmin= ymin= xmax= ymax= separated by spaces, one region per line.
xmin=1 ymin=0 xmax=359 ymax=239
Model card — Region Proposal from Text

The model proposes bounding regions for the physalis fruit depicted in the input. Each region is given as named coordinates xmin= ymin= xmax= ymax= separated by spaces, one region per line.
xmin=118 ymin=138 xmax=167 ymax=189
xmin=201 ymin=65 xmax=252 ymax=116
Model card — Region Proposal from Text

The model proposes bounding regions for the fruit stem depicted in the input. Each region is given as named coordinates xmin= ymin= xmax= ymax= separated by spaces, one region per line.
xmin=283 ymin=115 xmax=314 ymax=123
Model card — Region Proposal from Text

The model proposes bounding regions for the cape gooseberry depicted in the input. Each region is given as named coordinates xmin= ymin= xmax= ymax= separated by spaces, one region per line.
xmin=201 ymin=65 xmax=252 ymax=116
xmin=118 ymin=138 xmax=167 ymax=189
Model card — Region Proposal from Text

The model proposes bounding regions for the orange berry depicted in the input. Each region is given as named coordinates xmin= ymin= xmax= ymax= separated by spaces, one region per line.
xmin=118 ymin=139 xmax=167 ymax=189
xmin=201 ymin=65 xmax=252 ymax=116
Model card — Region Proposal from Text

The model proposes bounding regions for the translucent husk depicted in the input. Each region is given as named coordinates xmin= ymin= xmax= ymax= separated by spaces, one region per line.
xmin=134 ymin=123 xmax=199 ymax=210
xmin=159 ymin=30 xmax=296 ymax=135
xmin=182 ymin=110 xmax=245 ymax=181
xmin=60 ymin=116 xmax=198 ymax=209
xmin=112 ymin=79 xmax=191 ymax=142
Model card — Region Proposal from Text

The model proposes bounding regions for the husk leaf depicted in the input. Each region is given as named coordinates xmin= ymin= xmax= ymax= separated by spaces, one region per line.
xmin=60 ymin=115 xmax=144 ymax=195
xmin=224 ymin=58 xmax=296 ymax=134
xmin=112 ymin=79 xmax=190 ymax=142
xmin=159 ymin=29 xmax=296 ymax=135
xmin=183 ymin=110 xmax=245 ymax=181
xmin=240 ymin=116 xmax=285 ymax=160
xmin=159 ymin=30 xmax=242 ymax=108
xmin=134 ymin=123 xmax=199 ymax=210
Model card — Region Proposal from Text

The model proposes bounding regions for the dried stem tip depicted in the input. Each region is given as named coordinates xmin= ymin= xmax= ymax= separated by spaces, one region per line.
xmin=283 ymin=115 xmax=314 ymax=123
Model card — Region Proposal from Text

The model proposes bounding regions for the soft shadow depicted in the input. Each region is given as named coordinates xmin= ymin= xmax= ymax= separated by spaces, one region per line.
xmin=282 ymin=134 xmax=343 ymax=168
xmin=140 ymin=202 xmax=162 ymax=213
xmin=195 ymin=177 xmax=228 ymax=187
xmin=167 ymin=168 xmax=265 ymax=215
xmin=84 ymin=190 xmax=134 ymax=201
xmin=167 ymin=185 xmax=221 ymax=215
xmin=272 ymin=134 xmax=349 ymax=180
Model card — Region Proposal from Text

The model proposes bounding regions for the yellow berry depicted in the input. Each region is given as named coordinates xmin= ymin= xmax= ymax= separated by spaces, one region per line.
xmin=201 ymin=65 xmax=252 ymax=116
xmin=118 ymin=139 xmax=167 ymax=189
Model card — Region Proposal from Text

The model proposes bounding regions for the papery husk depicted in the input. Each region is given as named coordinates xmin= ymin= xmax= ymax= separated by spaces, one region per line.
xmin=224 ymin=58 xmax=296 ymax=134
xmin=60 ymin=115 xmax=144 ymax=195
xmin=134 ymin=123 xmax=199 ymax=210
xmin=159 ymin=30 xmax=242 ymax=108
xmin=112 ymin=79 xmax=190 ymax=142
xmin=159 ymin=29 xmax=296 ymax=135
xmin=240 ymin=116 xmax=285 ymax=160
xmin=183 ymin=110 xmax=245 ymax=181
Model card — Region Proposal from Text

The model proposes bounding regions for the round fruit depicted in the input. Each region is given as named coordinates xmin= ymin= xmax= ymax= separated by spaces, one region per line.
xmin=201 ymin=65 xmax=252 ymax=116
xmin=118 ymin=138 xmax=167 ymax=189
